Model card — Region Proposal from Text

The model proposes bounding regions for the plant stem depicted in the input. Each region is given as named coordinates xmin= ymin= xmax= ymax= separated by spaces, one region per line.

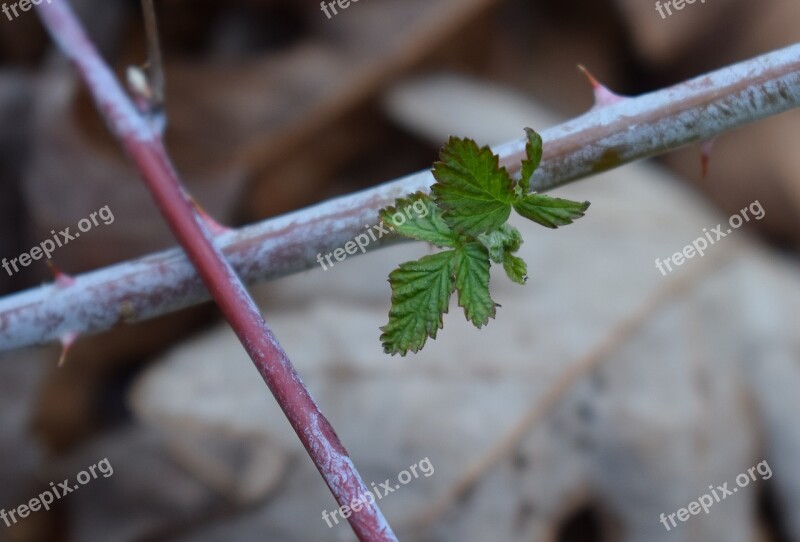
xmin=33 ymin=2 xmax=397 ymax=540
xmin=2 ymin=44 xmax=798 ymax=352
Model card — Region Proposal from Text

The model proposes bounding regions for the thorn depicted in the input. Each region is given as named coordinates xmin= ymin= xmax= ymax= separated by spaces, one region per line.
xmin=58 ymin=331 xmax=79 ymax=367
xmin=700 ymin=139 xmax=716 ymax=179
xmin=578 ymin=65 xmax=625 ymax=108
xmin=190 ymin=198 xmax=231 ymax=236
xmin=46 ymin=260 xmax=75 ymax=288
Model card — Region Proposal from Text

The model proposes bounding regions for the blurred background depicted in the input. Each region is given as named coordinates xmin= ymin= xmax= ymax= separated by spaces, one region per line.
xmin=0 ymin=0 xmax=799 ymax=540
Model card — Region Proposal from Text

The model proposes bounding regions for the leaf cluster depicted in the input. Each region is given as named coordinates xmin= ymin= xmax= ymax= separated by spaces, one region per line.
xmin=380 ymin=129 xmax=590 ymax=355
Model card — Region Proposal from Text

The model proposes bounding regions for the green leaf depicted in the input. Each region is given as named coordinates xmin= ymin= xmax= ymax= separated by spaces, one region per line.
xmin=454 ymin=243 xmax=496 ymax=327
xmin=514 ymin=194 xmax=590 ymax=229
xmin=431 ymin=137 xmax=514 ymax=236
xmin=477 ymin=224 xmax=527 ymax=284
xmin=518 ymin=128 xmax=543 ymax=195
xmin=380 ymin=129 xmax=591 ymax=356
xmin=502 ymin=254 xmax=528 ymax=284
xmin=379 ymin=193 xmax=458 ymax=247
xmin=477 ymin=224 xmax=523 ymax=264
xmin=381 ymin=251 xmax=455 ymax=356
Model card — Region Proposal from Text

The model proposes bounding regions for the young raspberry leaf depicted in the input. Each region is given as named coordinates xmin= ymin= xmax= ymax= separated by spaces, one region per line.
xmin=502 ymin=254 xmax=528 ymax=284
xmin=477 ymin=224 xmax=528 ymax=284
xmin=379 ymin=193 xmax=458 ymax=248
xmin=518 ymin=128 xmax=543 ymax=195
xmin=454 ymin=243 xmax=496 ymax=327
xmin=380 ymin=128 xmax=590 ymax=355
xmin=514 ymin=194 xmax=590 ymax=229
xmin=431 ymin=137 xmax=514 ymax=236
xmin=381 ymin=251 xmax=455 ymax=355
xmin=477 ymin=223 xmax=523 ymax=264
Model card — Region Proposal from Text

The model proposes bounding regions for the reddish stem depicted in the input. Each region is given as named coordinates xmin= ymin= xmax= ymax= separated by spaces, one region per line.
xmin=34 ymin=2 xmax=396 ymax=540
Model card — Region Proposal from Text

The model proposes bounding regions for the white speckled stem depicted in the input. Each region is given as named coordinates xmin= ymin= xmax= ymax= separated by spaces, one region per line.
xmin=1 ymin=42 xmax=799 ymax=354
xmin=30 ymin=2 xmax=398 ymax=540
